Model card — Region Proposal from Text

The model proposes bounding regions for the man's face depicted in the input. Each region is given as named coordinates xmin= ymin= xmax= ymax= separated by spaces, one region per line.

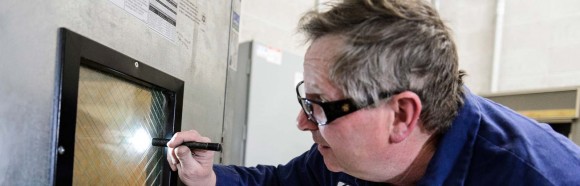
xmin=298 ymin=35 xmax=400 ymax=180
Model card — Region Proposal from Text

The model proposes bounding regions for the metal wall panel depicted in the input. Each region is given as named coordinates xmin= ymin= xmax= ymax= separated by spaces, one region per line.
xmin=244 ymin=42 xmax=313 ymax=166
xmin=0 ymin=0 xmax=239 ymax=184
xmin=222 ymin=40 xmax=250 ymax=165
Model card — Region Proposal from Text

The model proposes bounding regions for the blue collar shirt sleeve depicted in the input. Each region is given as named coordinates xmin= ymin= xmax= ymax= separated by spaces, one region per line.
xmin=418 ymin=89 xmax=580 ymax=185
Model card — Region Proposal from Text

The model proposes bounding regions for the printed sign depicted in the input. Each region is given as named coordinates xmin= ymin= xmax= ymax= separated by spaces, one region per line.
xmin=256 ymin=44 xmax=283 ymax=65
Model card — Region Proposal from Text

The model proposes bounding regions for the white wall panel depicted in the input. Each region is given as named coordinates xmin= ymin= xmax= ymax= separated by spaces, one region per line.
xmin=500 ymin=0 xmax=580 ymax=92
xmin=438 ymin=0 xmax=496 ymax=94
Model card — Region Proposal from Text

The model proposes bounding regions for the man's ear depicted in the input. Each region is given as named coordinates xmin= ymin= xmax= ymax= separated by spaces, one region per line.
xmin=389 ymin=91 xmax=422 ymax=143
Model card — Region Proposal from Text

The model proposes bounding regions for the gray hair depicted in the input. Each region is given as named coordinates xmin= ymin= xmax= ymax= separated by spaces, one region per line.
xmin=299 ymin=0 xmax=465 ymax=134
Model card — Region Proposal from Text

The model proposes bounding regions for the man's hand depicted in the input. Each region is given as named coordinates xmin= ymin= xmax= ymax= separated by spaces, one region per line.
xmin=167 ymin=130 xmax=217 ymax=185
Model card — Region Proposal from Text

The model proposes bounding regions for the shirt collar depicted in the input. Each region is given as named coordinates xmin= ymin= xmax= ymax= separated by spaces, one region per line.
xmin=417 ymin=89 xmax=482 ymax=185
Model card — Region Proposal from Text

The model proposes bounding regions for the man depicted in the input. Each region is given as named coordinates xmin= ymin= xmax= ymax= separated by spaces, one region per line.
xmin=167 ymin=0 xmax=580 ymax=185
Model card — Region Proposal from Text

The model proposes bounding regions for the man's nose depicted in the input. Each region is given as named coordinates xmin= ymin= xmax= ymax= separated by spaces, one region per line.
xmin=297 ymin=111 xmax=319 ymax=131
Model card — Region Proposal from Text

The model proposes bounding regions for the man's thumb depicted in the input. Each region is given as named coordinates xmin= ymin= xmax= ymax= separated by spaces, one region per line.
xmin=175 ymin=146 xmax=196 ymax=168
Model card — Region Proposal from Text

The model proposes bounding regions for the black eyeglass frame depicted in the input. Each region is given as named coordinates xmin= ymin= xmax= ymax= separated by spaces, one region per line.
xmin=296 ymin=81 xmax=398 ymax=125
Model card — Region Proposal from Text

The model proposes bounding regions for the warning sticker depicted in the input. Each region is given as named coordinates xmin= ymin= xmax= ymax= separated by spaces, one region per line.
xmin=110 ymin=0 xmax=178 ymax=43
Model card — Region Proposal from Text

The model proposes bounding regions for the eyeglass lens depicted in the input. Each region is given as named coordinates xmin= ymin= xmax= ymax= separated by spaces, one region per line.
xmin=298 ymin=83 xmax=328 ymax=125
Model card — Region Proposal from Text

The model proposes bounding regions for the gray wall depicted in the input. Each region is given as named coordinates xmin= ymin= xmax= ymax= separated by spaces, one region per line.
xmin=239 ymin=0 xmax=316 ymax=56
xmin=499 ymin=0 xmax=580 ymax=92
xmin=243 ymin=42 xmax=312 ymax=166
xmin=439 ymin=0 xmax=496 ymax=94
xmin=0 ymin=0 xmax=239 ymax=184
xmin=238 ymin=0 xmax=315 ymax=166
xmin=439 ymin=0 xmax=580 ymax=94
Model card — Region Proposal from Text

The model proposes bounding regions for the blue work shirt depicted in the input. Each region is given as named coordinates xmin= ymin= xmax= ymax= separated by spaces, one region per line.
xmin=214 ymin=91 xmax=580 ymax=185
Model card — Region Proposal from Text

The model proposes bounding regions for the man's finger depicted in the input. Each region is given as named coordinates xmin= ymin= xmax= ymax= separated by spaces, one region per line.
xmin=174 ymin=146 xmax=200 ymax=170
xmin=167 ymin=147 xmax=177 ymax=171
xmin=168 ymin=130 xmax=204 ymax=148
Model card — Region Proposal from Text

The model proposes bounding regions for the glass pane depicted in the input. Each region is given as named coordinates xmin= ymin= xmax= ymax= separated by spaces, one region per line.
xmin=73 ymin=66 xmax=167 ymax=185
xmin=311 ymin=103 xmax=327 ymax=124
